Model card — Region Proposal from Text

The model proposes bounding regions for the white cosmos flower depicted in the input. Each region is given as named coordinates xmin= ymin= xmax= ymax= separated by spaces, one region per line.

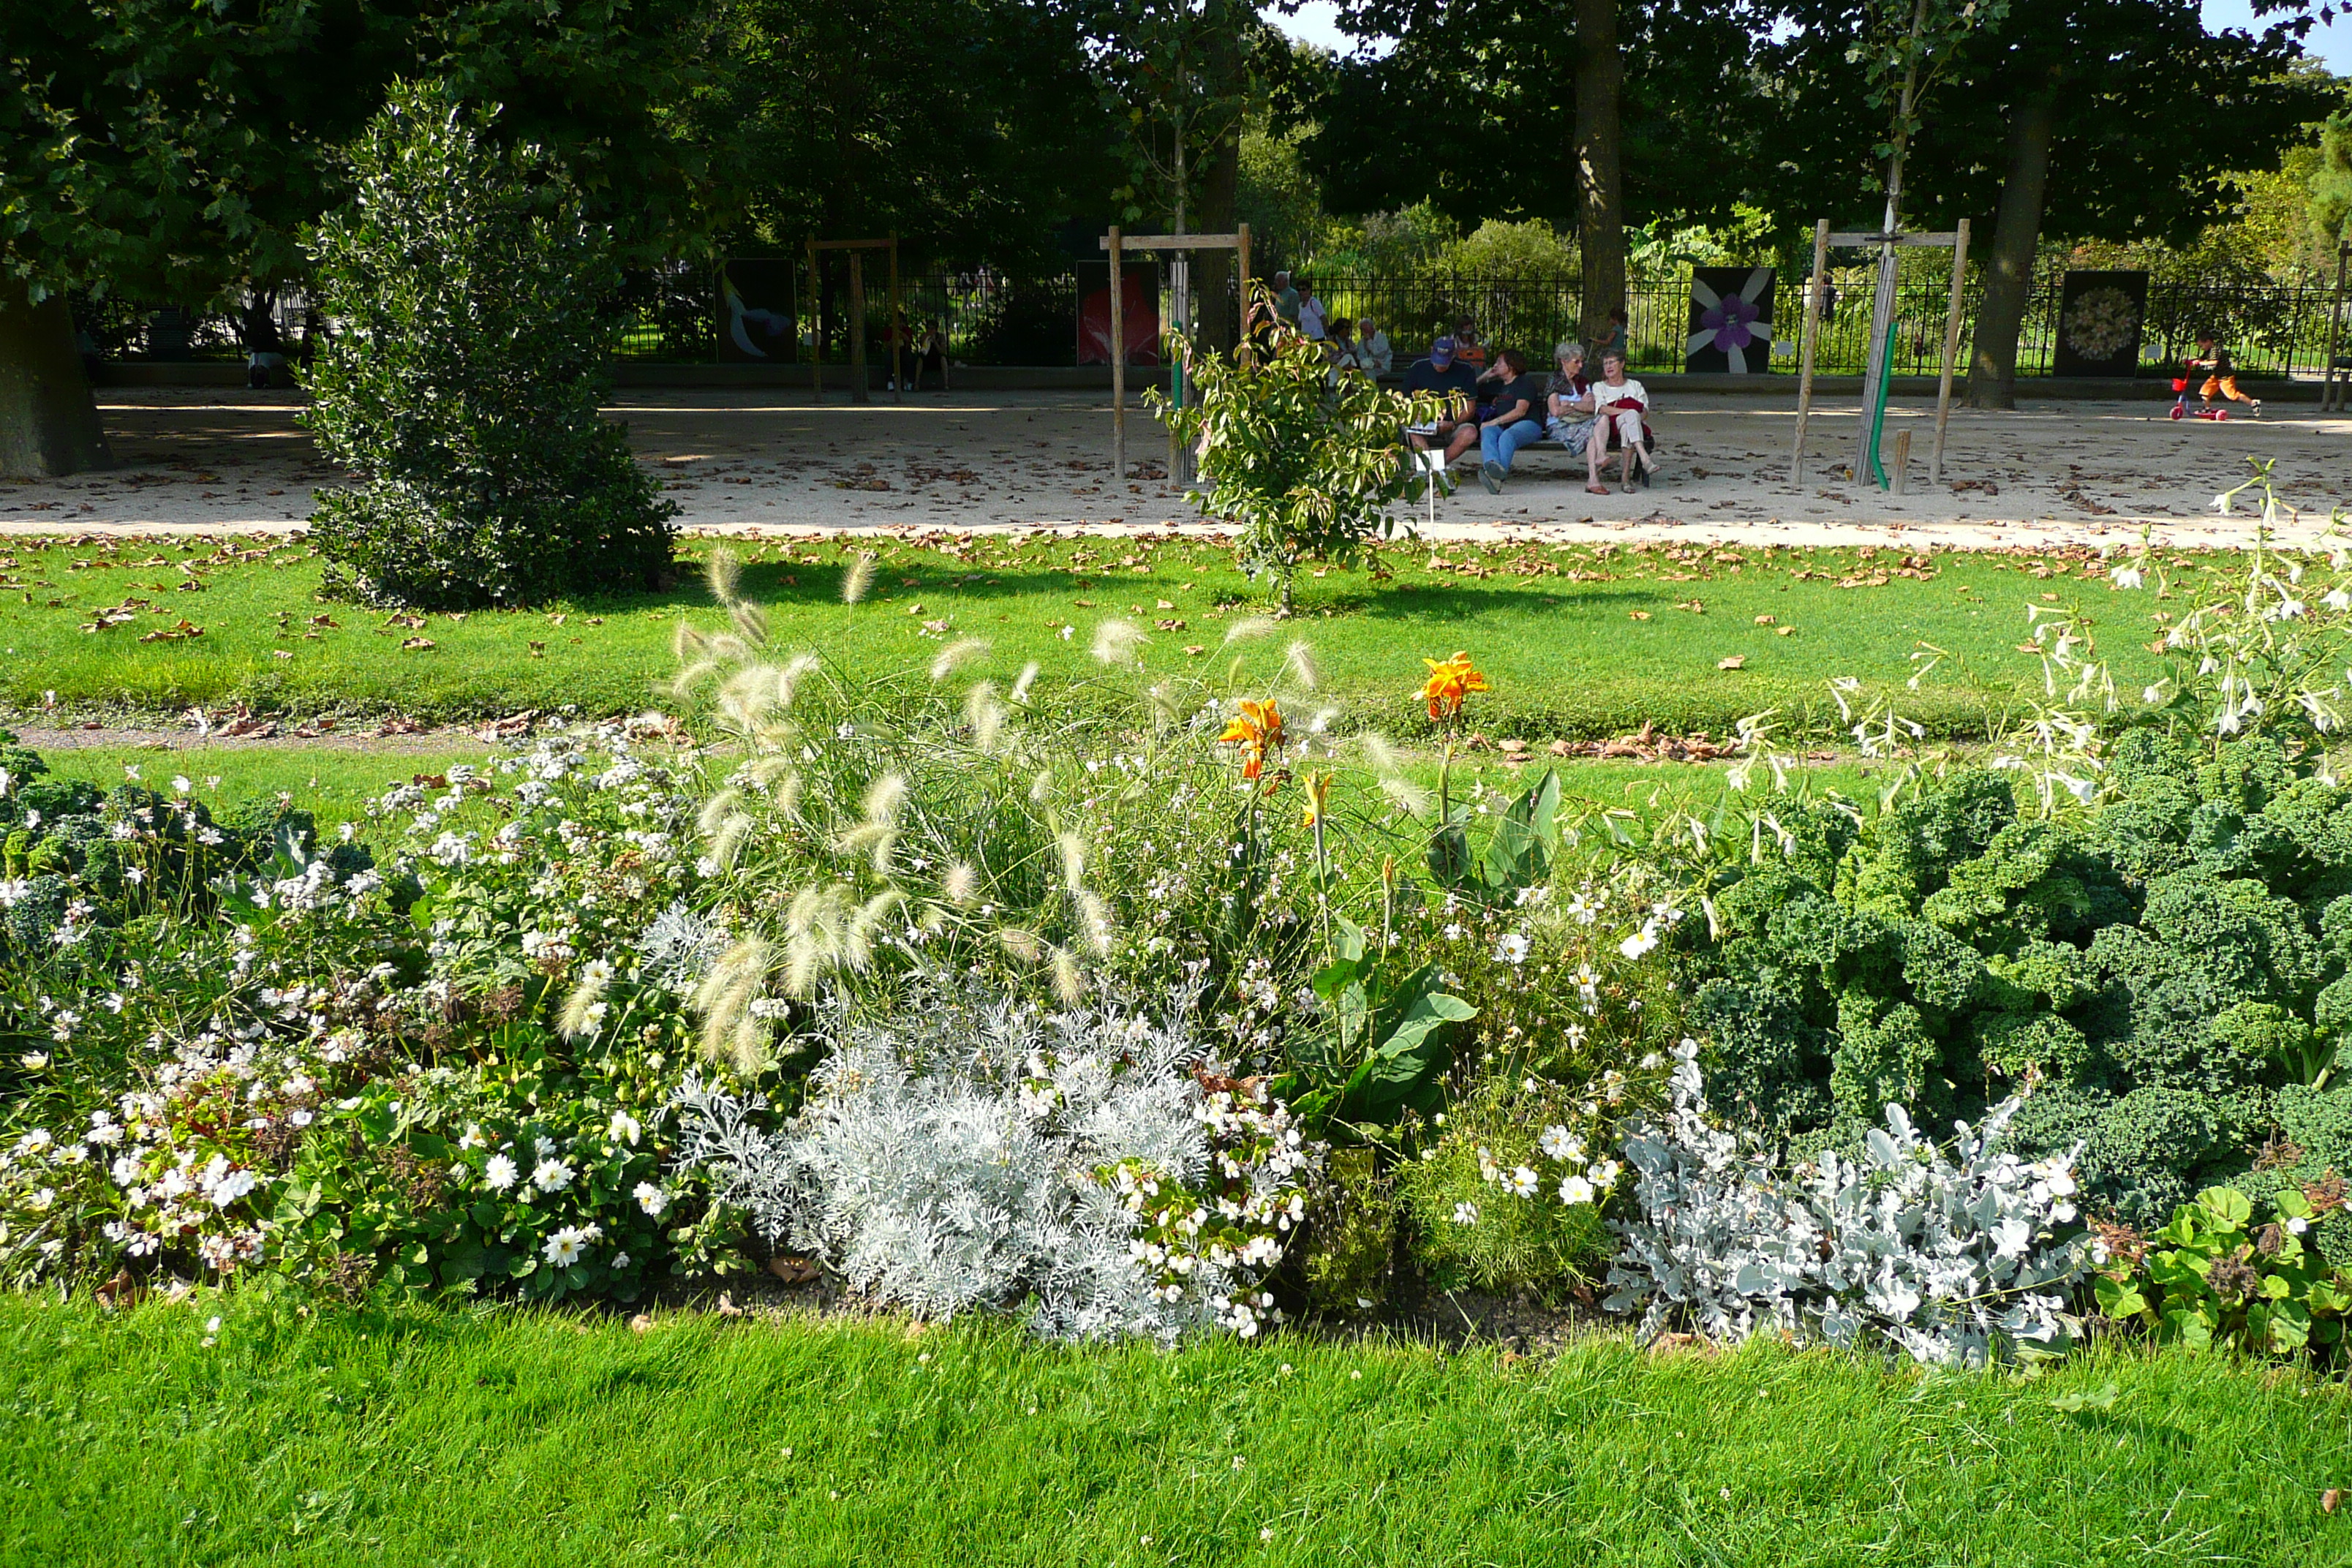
xmin=1558 ymin=1175 xmax=1596 ymax=1205
xmin=1450 ymin=1201 xmax=1480 ymax=1226
xmin=483 ymin=1154 xmax=519 ymax=1191
xmin=1618 ymin=922 xmax=1659 ymax=961
xmin=1496 ymin=933 xmax=1530 ymax=965
xmin=1504 ymin=1166 xmax=1537 ymax=1199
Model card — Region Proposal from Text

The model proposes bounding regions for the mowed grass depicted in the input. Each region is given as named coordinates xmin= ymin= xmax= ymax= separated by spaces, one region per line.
xmin=29 ymin=743 xmax=492 ymax=834
xmin=4 ymin=1296 xmax=2349 ymax=1567
xmin=0 ymin=531 xmax=2186 ymax=739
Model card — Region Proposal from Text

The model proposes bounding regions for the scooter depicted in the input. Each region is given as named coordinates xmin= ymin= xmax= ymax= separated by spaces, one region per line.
xmin=2169 ymin=364 xmax=2230 ymax=421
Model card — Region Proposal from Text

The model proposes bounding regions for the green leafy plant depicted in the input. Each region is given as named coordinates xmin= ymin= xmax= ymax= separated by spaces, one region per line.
xmin=301 ymin=83 xmax=676 ymax=609
xmin=2096 ymin=1183 xmax=2352 ymax=1356
xmin=1156 ymin=293 xmax=1445 ymax=610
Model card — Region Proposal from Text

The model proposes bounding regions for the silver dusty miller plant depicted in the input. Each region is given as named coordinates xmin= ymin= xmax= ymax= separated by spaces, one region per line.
xmin=673 ymin=989 xmax=1321 ymax=1343
xmin=1603 ymin=1040 xmax=2095 ymax=1366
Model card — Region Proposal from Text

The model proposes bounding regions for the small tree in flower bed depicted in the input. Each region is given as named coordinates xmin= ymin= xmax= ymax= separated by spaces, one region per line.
xmin=1156 ymin=292 xmax=1444 ymax=611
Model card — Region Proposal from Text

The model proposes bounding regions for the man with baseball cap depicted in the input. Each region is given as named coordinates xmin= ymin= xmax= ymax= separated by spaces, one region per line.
xmin=1402 ymin=335 xmax=1482 ymax=475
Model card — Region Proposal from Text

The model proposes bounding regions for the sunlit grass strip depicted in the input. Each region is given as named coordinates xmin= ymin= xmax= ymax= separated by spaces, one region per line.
xmin=4 ymin=1295 xmax=2348 ymax=1565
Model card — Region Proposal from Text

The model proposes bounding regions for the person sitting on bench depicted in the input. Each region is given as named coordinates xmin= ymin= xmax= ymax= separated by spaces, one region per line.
xmin=1476 ymin=349 xmax=1550 ymax=494
xmin=1403 ymin=336 xmax=1482 ymax=475
xmin=1545 ymin=340 xmax=1602 ymax=472
xmin=1586 ymin=349 xmax=1658 ymax=494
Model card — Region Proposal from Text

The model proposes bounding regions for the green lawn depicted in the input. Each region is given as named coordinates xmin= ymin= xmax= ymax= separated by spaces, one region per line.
xmin=31 ymin=743 xmax=493 ymax=834
xmin=0 ymin=532 xmax=2185 ymax=740
xmin=4 ymin=1297 xmax=2348 ymax=1566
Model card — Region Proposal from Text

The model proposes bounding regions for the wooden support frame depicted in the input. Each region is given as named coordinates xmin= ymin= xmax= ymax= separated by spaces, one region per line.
xmin=804 ymin=235 xmax=902 ymax=405
xmin=1790 ymin=219 xmax=1969 ymax=491
xmin=1099 ymin=225 xmax=1252 ymax=481
xmin=2325 ymin=241 xmax=2351 ymax=416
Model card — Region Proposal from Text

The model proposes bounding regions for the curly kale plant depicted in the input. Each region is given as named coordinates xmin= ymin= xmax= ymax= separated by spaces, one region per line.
xmin=302 ymin=83 xmax=674 ymax=608
xmin=1681 ymin=731 xmax=2352 ymax=1230
xmin=1604 ymin=1041 xmax=2093 ymax=1366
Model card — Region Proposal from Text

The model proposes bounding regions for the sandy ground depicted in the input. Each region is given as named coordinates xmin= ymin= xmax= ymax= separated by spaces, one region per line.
xmin=3 ymin=386 xmax=2347 ymax=548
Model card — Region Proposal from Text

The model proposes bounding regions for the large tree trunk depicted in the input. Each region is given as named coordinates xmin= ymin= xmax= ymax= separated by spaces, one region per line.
xmin=1195 ymin=119 xmax=1240 ymax=357
xmin=0 ymin=290 xmax=110 ymax=478
xmin=1965 ymin=81 xmax=2059 ymax=411
xmin=1571 ymin=0 xmax=1626 ymax=342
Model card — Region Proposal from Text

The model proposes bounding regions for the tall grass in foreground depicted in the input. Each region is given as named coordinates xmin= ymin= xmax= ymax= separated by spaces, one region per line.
xmin=4 ymin=1294 xmax=2348 ymax=1567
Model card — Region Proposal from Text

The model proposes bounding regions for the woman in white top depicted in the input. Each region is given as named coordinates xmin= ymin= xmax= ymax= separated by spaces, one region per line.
xmin=1584 ymin=349 xmax=1656 ymax=494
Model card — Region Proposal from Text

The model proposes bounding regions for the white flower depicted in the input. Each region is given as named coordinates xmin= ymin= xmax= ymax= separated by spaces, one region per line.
xmin=2325 ymin=588 xmax=2351 ymax=611
xmin=1540 ymin=1126 xmax=1585 ymax=1162
xmin=611 ymin=1251 xmax=631 ymax=1270
xmin=2108 ymin=566 xmax=2144 ymax=590
xmin=1504 ymin=1166 xmax=1537 ymax=1199
xmin=459 ymin=1123 xmax=488 ymax=1150
xmin=1558 ymin=1175 xmax=1596 ymax=1205
xmin=607 ymin=1110 xmax=642 ymax=1146
xmin=1496 ymin=933 xmax=1530 ymax=965
xmin=1618 ymin=923 xmax=1659 ymax=961
xmin=634 ymin=1181 xmax=669 ymax=1217
xmin=532 ymin=1158 xmax=576 ymax=1193
xmin=18 ymin=1052 xmax=48 ymax=1071
xmin=483 ymin=1154 xmax=519 ymax=1191
xmin=543 ymin=1227 xmax=589 ymax=1267
xmin=1450 ymin=1201 xmax=1480 ymax=1226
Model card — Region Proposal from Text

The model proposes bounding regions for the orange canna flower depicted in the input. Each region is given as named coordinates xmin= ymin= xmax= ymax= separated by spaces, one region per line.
xmin=1218 ymin=698 xmax=1286 ymax=781
xmin=1303 ymin=769 xmax=1333 ymax=828
xmin=1422 ymin=652 xmax=1490 ymax=720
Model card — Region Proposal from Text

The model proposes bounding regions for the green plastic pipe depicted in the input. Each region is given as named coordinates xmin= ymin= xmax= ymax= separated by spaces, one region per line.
xmin=1866 ymin=320 xmax=1899 ymax=490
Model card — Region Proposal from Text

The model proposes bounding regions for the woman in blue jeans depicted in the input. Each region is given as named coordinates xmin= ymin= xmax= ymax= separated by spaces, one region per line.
xmin=1476 ymin=348 xmax=1548 ymax=494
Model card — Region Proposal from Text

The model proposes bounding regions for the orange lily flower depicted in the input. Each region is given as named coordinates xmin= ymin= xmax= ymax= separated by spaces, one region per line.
xmin=1218 ymin=698 xmax=1286 ymax=780
xmin=1422 ymin=652 xmax=1490 ymax=720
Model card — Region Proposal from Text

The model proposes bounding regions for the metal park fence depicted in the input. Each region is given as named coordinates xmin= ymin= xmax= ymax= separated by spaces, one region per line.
xmin=82 ymin=263 xmax=2350 ymax=382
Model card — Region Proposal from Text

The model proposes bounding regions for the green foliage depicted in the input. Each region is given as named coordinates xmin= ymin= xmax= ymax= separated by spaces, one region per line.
xmin=1684 ymin=732 xmax=2352 ymax=1222
xmin=1395 ymin=1078 xmax=1615 ymax=1297
xmin=302 ymin=85 xmax=675 ymax=610
xmin=2310 ymin=103 xmax=2352 ymax=252
xmin=1284 ymin=916 xmax=1474 ymax=1131
xmin=2097 ymin=1184 xmax=2352 ymax=1357
xmin=1157 ymin=304 xmax=1446 ymax=608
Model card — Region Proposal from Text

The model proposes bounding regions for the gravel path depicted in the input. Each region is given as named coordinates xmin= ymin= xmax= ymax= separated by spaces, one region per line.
xmin=2 ymin=387 xmax=2345 ymax=549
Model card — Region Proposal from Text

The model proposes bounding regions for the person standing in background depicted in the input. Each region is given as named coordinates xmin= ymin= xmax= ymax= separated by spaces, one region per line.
xmin=1297 ymin=280 xmax=1327 ymax=341
xmin=1592 ymin=306 xmax=1629 ymax=369
xmin=1272 ymin=271 xmax=1301 ymax=326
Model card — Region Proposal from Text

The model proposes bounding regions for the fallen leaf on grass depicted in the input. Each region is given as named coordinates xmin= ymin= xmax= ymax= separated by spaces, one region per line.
xmin=2325 ymin=1489 xmax=2340 ymax=1515
xmin=1753 ymin=614 xmax=1777 ymax=625
xmin=270 ymin=649 xmax=293 ymax=660
xmin=1717 ymin=655 xmax=1746 ymax=670
xmin=1776 ymin=626 xmax=1798 ymax=637
xmin=528 ymin=641 xmax=547 ymax=657
xmin=1183 ymin=644 xmax=1206 ymax=656
xmin=1628 ymin=610 xmax=1652 ymax=621
xmin=628 ymin=1313 xmax=654 ymax=1335
xmin=138 ymin=619 xmax=206 ymax=643
xmin=400 ymin=636 xmax=436 ymax=651
xmin=1676 ymin=599 xmax=1705 ymax=614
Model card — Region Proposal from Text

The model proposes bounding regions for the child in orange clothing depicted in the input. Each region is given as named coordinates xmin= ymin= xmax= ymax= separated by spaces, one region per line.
xmin=2188 ymin=331 xmax=2261 ymax=415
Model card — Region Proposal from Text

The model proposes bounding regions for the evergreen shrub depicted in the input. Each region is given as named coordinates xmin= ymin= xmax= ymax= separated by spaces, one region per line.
xmin=302 ymin=83 xmax=675 ymax=609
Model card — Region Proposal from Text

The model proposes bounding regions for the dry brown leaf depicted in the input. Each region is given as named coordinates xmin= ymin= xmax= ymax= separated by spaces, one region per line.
xmin=1753 ymin=614 xmax=1777 ymax=625
xmin=1629 ymin=610 xmax=1653 ymax=621
xmin=1717 ymin=655 xmax=1746 ymax=670
xmin=400 ymin=636 xmax=436 ymax=651
xmin=628 ymin=1313 xmax=654 ymax=1335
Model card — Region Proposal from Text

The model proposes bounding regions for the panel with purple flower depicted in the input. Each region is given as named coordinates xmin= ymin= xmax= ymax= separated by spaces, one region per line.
xmin=1686 ymin=267 xmax=1776 ymax=374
